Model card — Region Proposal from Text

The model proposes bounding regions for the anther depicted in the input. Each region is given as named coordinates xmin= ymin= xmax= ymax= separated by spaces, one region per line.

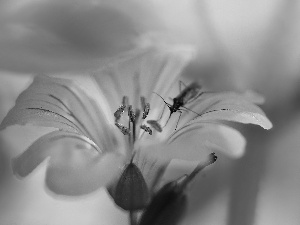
xmin=115 ymin=122 xmax=130 ymax=135
xmin=114 ymin=105 xmax=126 ymax=122
xmin=141 ymin=97 xmax=150 ymax=119
xmin=140 ymin=124 xmax=152 ymax=135
xmin=128 ymin=105 xmax=136 ymax=123
xmin=147 ymin=120 xmax=163 ymax=132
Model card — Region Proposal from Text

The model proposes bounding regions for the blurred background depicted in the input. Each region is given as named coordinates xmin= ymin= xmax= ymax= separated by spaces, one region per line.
xmin=0 ymin=0 xmax=300 ymax=225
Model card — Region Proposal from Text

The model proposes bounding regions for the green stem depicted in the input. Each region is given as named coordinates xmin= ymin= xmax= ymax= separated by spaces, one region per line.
xmin=129 ymin=211 xmax=138 ymax=225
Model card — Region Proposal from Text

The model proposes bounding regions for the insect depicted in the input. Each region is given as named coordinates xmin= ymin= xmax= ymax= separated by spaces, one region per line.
xmin=114 ymin=157 xmax=149 ymax=211
xmin=148 ymin=81 xmax=204 ymax=130
xmin=138 ymin=153 xmax=217 ymax=225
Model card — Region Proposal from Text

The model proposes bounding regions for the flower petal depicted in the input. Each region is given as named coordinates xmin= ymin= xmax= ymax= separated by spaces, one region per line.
xmin=93 ymin=46 xmax=194 ymax=110
xmin=142 ymin=123 xmax=246 ymax=162
xmin=169 ymin=122 xmax=246 ymax=158
xmin=1 ymin=75 xmax=116 ymax=150
xmin=12 ymin=131 xmax=124 ymax=196
xmin=179 ymin=92 xmax=272 ymax=130
xmin=133 ymin=148 xmax=168 ymax=193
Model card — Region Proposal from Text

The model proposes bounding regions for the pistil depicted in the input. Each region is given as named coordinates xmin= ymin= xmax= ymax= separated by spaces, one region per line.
xmin=114 ymin=96 xmax=153 ymax=147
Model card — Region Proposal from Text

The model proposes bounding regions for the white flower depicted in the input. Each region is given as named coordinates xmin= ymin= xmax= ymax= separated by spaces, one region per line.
xmin=0 ymin=46 xmax=272 ymax=207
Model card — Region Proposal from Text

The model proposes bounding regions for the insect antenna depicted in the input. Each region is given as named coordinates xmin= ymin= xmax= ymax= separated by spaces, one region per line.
xmin=153 ymin=92 xmax=171 ymax=121
xmin=153 ymin=92 xmax=171 ymax=107
xmin=161 ymin=111 xmax=182 ymax=130
xmin=179 ymin=80 xmax=187 ymax=92
xmin=162 ymin=112 xmax=173 ymax=129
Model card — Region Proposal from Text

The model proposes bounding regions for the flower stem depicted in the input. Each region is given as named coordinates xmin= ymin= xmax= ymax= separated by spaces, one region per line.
xmin=129 ymin=211 xmax=138 ymax=225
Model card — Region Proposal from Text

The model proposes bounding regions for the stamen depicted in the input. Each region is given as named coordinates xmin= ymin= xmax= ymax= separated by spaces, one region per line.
xmin=114 ymin=105 xmax=126 ymax=122
xmin=133 ymin=72 xmax=141 ymax=111
xmin=141 ymin=97 xmax=150 ymax=119
xmin=178 ymin=153 xmax=217 ymax=190
xmin=128 ymin=105 xmax=136 ymax=123
xmin=115 ymin=96 xmax=153 ymax=142
xmin=141 ymin=96 xmax=146 ymax=108
xmin=140 ymin=124 xmax=152 ymax=135
xmin=122 ymin=96 xmax=129 ymax=107
xmin=135 ymin=109 xmax=141 ymax=122
xmin=147 ymin=120 xmax=163 ymax=132
xmin=115 ymin=122 xmax=130 ymax=135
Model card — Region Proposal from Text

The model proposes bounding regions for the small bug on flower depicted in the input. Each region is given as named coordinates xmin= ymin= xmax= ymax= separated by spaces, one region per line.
xmin=148 ymin=82 xmax=205 ymax=130
xmin=138 ymin=153 xmax=217 ymax=225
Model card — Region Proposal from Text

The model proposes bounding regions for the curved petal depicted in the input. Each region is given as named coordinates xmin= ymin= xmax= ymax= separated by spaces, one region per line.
xmin=12 ymin=131 xmax=125 ymax=196
xmin=93 ymin=46 xmax=195 ymax=111
xmin=0 ymin=75 xmax=117 ymax=150
xmin=169 ymin=122 xmax=246 ymax=158
xmin=177 ymin=92 xmax=272 ymax=130
xmin=141 ymin=123 xmax=246 ymax=162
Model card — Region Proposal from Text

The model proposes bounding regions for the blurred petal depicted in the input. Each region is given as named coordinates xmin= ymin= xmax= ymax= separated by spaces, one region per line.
xmin=142 ymin=123 xmax=246 ymax=162
xmin=93 ymin=46 xmax=195 ymax=110
xmin=0 ymin=75 xmax=116 ymax=150
xmin=13 ymin=131 xmax=124 ymax=196
xmin=168 ymin=123 xmax=246 ymax=158
xmin=181 ymin=92 xmax=272 ymax=129
xmin=0 ymin=0 xmax=160 ymax=73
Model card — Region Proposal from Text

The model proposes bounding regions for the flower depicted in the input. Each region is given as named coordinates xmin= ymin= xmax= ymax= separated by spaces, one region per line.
xmin=0 ymin=46 xmax=272 ymax=207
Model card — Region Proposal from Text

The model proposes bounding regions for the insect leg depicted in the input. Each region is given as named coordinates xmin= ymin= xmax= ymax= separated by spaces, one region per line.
xmin=179 ymin=80 xmax=187 ymax=92
xmin=163 ymin=110 xmax=182 ymax=130
xmin=153 ymin=92 xmax=172 ymax=106
xmin=175 ymin=111 xmax=183 ymax=130
xmin=180 ymin=105 xmax=201 ymax=116
xmin=153 ymin=92 xmax=172 ymax=121
xmin=163 ymin=112 xmax=172 ymax=128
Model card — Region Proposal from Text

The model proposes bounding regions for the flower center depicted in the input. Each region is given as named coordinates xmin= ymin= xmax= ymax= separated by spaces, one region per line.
xmin=114 ymin=96 xmax=152 ymax=147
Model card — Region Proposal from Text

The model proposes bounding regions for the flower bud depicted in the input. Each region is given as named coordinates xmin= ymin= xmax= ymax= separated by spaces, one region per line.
xmin=114 ymin=161 xmax=149 ymax=211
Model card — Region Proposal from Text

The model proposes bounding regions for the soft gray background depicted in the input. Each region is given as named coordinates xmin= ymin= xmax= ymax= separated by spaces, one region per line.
xmin=0 ymin=1 xmax=300 ymax=225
